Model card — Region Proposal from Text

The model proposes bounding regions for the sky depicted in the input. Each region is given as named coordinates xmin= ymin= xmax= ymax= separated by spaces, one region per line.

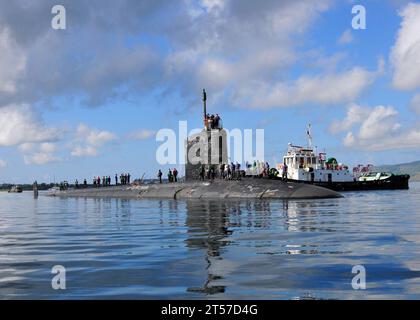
xmin=1 ymin=0 xmax=420 ymax=183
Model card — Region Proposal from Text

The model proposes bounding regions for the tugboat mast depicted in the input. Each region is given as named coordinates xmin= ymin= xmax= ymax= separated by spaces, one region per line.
xmin=307 ymin=123 xmax=312 ymax=149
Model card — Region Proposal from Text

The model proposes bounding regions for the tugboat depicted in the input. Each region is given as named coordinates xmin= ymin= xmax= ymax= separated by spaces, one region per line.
xmin=8 ymin=185 xmax=23 ymax=193
xmin=272 ymin=125 xmax=410 ymax=191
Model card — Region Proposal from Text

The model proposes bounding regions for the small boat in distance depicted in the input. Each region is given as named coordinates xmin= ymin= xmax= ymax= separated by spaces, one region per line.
xmin=46 ymin=186 xmax=61 ymax=196
xmin=8 ymin=185 xmax=23 ymax=193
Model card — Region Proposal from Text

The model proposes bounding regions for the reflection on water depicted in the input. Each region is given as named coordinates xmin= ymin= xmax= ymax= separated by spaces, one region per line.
xmin=185 ymin=201 xmax=230 ymax=295
xmin=0 ymin=183 xmax=420 ymax=299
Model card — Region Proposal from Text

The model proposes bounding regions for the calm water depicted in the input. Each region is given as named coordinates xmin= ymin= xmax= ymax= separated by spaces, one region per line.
xmin=1 ymin=183 xmax=420 ymax=300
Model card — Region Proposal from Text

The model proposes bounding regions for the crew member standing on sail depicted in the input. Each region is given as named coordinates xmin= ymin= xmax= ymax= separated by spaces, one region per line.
xmin=168 ymin=169 xmax=173 ymax=183
xmin=200 ymin=165 xmax=205 ymax=181
xmin=173 ymin=168 xmax=178 ymax=182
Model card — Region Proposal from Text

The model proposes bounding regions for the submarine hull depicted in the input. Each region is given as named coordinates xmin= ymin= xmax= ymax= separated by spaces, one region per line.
xmin=48 ymin=179 xmax=342 ymax=200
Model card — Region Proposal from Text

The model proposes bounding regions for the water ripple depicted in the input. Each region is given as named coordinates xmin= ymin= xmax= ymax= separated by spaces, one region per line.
xmin=0 ymin=183 xmax=419 ymax=299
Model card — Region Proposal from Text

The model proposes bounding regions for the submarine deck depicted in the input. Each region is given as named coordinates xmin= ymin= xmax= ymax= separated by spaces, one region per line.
xmin=48 ymin=179 xmax=343 ymax=200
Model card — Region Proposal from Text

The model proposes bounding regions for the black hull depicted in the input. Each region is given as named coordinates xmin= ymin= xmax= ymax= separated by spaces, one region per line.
xmin=278 ymin=174 xmax=410 ymax=191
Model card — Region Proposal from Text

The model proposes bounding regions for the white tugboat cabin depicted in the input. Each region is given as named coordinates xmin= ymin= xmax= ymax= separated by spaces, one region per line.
xmin=278 ymin=143 xmax=354 ymax=183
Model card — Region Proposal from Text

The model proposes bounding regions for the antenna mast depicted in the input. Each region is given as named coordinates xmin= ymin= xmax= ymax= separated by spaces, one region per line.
xmin=202 ymin=89 xmax=207 ymax=129
xmin=307 ymin=123 xmax=312 ymax=149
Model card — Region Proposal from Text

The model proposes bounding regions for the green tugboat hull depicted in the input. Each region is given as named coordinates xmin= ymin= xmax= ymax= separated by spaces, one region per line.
xmin=276 ymin=174 xmax=410 ymax=191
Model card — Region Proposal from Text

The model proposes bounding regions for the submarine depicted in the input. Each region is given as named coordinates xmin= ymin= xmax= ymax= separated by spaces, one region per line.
xmin=49 ymin=179 xmax=341 ymax=199
xmin=49 ymin=89 xmax=342 ymax=200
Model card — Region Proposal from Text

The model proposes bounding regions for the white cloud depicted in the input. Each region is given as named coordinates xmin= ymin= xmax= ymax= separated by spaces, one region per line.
xmin=0 ymin=28 xmax=26 ymax=94
xmin=71 ymin=145 xmax=98 ymax=157
xmin=201 ymin=0 xmax=225 ymax=13
xmin=391 ymin=3 xmax=420 ymax=90
xmin=330 ymin=103 xmax=371 ymax=134
xmin=410 ymin=93 xmax=420 ymax=114
xmin=127 ymin=129 xmax=156 ymax=140
xmin=163 ymin=1 xmax=387 ymax=111
xmin=164 ymin=0 xmax=342 ymax=108
xmin=75 ymin=124 xmax=117 ymax=147
xmin=358 ymin=106 xmax=401 ymax=140
xmin=338 ymin=29 xmax=353 ymax=45
xmin=39 ymin=142 xmax=57 ymax=153
xmin=353 ymin=129 xmax=420 ymax=151
xmin=0 ymin=159 xmax=6 ymax=168
xmin=24 ymin=152 xmax=60 ymax=165
xmin=236 ymin=65 xmax=378 ymax=109
xmin=18 ymin=143 xmax=35 ymax=153
xmin=71 ymin=124 xmax=117 ymax=157
xmin=0 ymin=104 xmax=62 ymax=147
xmin=343 ymin=131 xmax=355 ymax=147
xmin=0 ymin=2 xmax=166 ymax=107
xmin=18 ymin=142 xmax=60 ymax=165
xmin=332 ymin=104 xmax=420 ymax=151
xmin=0 ymin=0 xmax=371 ymax=112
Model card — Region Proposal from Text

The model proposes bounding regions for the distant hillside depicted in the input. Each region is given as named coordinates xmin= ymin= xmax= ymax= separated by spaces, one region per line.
xmin=374 ymin=160 xmax=420 ymax=181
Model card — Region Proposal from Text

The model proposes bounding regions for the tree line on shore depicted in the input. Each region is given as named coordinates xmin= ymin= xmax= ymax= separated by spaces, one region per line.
xmin=0 ymin=183 xmax=55 ymax=191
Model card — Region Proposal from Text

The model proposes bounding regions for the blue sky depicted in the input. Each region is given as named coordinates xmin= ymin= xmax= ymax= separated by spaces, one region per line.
xmin=1 ymin=0 xmax=420 ymax=183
